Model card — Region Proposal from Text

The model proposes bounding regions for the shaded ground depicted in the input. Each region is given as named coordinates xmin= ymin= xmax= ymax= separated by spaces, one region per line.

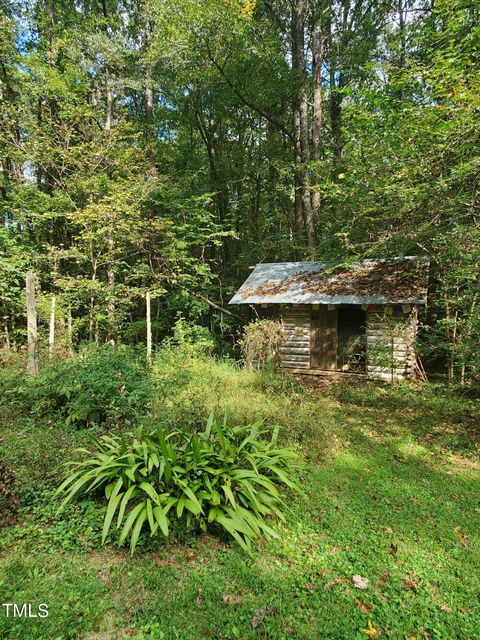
xmin=1 ymin=375 xmax=479 ymax=640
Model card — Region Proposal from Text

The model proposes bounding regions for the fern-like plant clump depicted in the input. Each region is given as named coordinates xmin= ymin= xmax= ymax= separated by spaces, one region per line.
xmin=56 ymin=416 xmax=300 ymax=554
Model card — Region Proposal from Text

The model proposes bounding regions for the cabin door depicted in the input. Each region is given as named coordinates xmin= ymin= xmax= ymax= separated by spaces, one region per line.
xmin=310 ymin=307 xmax=338 ymax=370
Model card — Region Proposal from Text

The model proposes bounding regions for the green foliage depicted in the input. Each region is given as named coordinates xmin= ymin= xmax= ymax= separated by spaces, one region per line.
xmin=1 ymin=375 xmax=479 ymax=639
xmin=0 ymin=463 xmax=19 ymax=527
xmin=239 ymin=319 xmax=285 ymax=369
xmin=166 ymin=316 xmax=216 ymax=356
xmin=56 ymin=415 xmax=300 ymax=554
xmin=23 ymin=345 xmax=151 ymax=428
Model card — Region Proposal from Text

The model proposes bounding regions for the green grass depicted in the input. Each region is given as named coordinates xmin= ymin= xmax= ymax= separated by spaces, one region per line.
xmin=1 ymin=355 xmax=479 ymax=639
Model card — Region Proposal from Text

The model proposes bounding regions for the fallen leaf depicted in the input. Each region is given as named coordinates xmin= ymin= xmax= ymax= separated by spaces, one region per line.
xmin=458 ymin=533 xmax=471 ymax=547
xmin=384 ymin=527 xmax=393 ymax=534
xmin=361 ymin=620 xmax=380 ymax=638
xmin=389 ymin=543 xmax=398 ymax=556
xmin=353 ymin=575 xmax=369 ymax=590
xmin=305 ymin=582 xmax=315 ymax=593
xmin=402 ymin=578 xmax=419 ymax=593
xmin=355 ymin=598 xmax=372 ymax=614
xmin=251 ymin=609 xmax=266 ymax=628
xmin=439 ymin=604 xmax=452 ymax=612
xmin=324 ymin=578 xmax=342 ymax=589
xmin=330 ymin=546 xmax=339 ymax=553
xmin=223 ymin=594 xmax=244 ymax=606
xmin=285 ymin=627 xmax=297 ymax=636
xmin=97 ymin=568 xmax=110 ymax=583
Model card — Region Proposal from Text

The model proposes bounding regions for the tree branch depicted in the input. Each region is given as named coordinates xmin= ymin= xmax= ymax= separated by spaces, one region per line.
xmin=175 ymin=284 xmax=245 ymax=322
xmin=206 ymin=50 xmax=295 ymax=144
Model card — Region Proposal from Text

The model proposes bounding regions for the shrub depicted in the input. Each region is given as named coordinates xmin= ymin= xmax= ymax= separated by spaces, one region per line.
xmin=0 ymin=367 xmax=28 ymax=410
xmin=166 ymin=316 xmax=216 ymax=356
xmin=24 ymin=344 xmax=151 ymax=428
xmin=239 ymin=320 xmax=285 ymax=369
xmin=56 ymin=415 xmax=300 ymax=553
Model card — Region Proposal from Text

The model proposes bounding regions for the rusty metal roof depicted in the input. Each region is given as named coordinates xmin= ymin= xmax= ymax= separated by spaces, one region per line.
xmin=229 ymin=257 xmax=430 ymax=306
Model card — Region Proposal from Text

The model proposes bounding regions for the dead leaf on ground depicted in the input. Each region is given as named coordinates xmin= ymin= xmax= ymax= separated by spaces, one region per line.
xmin=389 ymin=542 xmax=398 ymax=556
xmin=305 ymin=582 xmax=315 ymax=594
xmin=97 ymin=568 xmax=110 ymax=583
xmin=384 ymin=527 xmax=393 ymax=534
xmin=457 ymin=533 xmax=472 ymax=547
xmin=439 ymin=604 xmax=452 ymax=612
xmin=353 ymin=575 xmax=369 ymax=589
xmin=355 ymin=598 xmax=372 ymax=614
xmin=330 ymin=546 xmax=339 ymax=553
xmin=222 ymin=594 xmax=244 ymax=606
xmin=361 ymin=620 xmax=380 ymax=638
xmin=324 ymin=578 xmax=342 ymax=589
xmin=251 ymin=609 xmax=266 ymax=628
xmin=402 ymin=578 xmax=419 ymax=593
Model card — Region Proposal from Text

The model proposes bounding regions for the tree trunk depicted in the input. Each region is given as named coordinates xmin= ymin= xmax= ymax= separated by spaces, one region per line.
xmin=48 ymin=295 xmax=55 ymax=358
xmin=26 ymin=272 xmax=38 ymax=376
xmin=291 ymin=0 xmax=317 ymax=247
xmin=3 ymin=321 xmax=10 ymax=351
xmin=107 ymin=232 xmax=116 ymax=345
xmin=330 ymin=67 xmax=343 ymax=174
xmin=146 ymin=291 xmax=152 ymax=364
xmin=105 ymin=70 xmax=113 ymax=131
xmin=310 ymin=17 xmax=324 ymax=221
xmin=67 ymin=307 xmax=73 ymax=356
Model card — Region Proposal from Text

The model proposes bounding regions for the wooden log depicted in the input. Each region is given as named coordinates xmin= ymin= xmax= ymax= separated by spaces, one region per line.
xmin=280 ymin=354 xmax=310 ymax=362
xmin=281 ymin=361 xmax=310 ymax=369
xmin=26 ymin=272 xmax=38 ymax=376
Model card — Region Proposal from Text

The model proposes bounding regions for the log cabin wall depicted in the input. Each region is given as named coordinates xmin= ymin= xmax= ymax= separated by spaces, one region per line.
xmin=366 ymin=307 xmax=417 ymax=380
xmin=279 ymin=308 xmax=311 ymax=369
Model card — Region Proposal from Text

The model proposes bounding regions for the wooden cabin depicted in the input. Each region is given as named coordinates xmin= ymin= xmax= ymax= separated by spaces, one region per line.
xmin=229 ymin=257 xmax=430 ymax=380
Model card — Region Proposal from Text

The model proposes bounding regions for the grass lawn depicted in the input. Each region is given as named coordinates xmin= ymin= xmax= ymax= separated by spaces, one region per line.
xmin=1 ymin=361 xmax=479 ymax=640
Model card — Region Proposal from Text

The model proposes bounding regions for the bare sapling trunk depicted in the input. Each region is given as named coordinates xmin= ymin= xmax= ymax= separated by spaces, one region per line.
xmin=67 ymin=306 xmax=74 ymax=356
xmin=26 ymin=272 xmax=38 ymax=376
xmin=146 ymin=291 xmax=152 ymax=364
xmin=3 ymin=321 xmax=10 ymax=351
xmin=48 ymin=295 xmax=55 ymax=357
xmin=107 ymin=231 xmax=115 ymax=345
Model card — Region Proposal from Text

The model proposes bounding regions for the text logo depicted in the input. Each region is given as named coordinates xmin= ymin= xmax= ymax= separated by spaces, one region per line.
xmin=1 ymin=603 xmax=49 ymax=618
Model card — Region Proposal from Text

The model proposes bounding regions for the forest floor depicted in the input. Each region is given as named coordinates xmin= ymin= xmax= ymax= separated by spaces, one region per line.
xmin=1 ymin=356 xmax=479 ymax=640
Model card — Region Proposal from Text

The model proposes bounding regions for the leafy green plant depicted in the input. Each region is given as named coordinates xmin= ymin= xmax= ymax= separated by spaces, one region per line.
xmin=23 ymin=345 xmax=151 ymax=428
xmin=0 ymin=463 xmax=19 ymax=527
xmin=56 ymin=415 xmax=300 ymax=553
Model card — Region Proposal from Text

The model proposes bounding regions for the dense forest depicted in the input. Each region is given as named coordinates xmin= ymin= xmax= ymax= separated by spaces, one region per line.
xmin=1 ymin=0 xmax=479 ymax=381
